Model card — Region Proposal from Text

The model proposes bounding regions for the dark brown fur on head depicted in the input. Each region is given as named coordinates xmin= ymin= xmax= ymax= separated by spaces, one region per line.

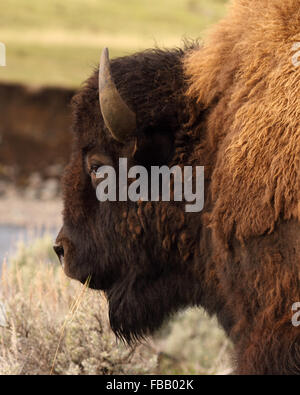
xmin=58 ymin=44 xmax=210 ymax=344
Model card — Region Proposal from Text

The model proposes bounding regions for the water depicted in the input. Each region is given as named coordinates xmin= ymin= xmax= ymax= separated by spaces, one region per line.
xmin=0 ymin=224 xmax=58 ymax=270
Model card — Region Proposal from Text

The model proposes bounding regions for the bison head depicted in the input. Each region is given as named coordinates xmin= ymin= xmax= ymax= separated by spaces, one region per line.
xmin=54 ymin=44 xmax=214 ymax=343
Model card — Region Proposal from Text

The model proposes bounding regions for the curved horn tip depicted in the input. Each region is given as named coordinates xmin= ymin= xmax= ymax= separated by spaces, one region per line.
xmin=100 ymin=47 xmax=109 ymax=67
xmin=99 ymin=47 xmax=110 ymax=92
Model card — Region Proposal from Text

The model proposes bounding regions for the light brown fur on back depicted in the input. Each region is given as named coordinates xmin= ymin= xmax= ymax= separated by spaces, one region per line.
xmin=184 ymin=0 xmax=300 ymax=244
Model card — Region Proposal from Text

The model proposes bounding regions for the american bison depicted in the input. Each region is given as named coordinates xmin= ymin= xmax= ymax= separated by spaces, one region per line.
xmin=54 ymin=0 xmax=300 ymax=374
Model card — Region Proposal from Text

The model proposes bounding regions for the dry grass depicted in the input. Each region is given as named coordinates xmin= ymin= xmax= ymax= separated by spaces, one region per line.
xmin=0 ymin=236 xmax=233 ymax=375
xmin=0 ymin=237 xmax=156 ymax=375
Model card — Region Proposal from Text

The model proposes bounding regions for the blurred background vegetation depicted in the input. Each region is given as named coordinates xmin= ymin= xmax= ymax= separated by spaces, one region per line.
xmin=0 ymin=0 xmax=228 ymax=87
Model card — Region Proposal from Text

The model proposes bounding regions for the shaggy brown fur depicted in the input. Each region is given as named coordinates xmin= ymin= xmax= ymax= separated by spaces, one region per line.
xmin=56 ymin=0 xmax=300 ymax=375
xmin=184 ymin=0 xmax=300 ymax=244
xmin=184 ymin=0 xmax=300 ymax=374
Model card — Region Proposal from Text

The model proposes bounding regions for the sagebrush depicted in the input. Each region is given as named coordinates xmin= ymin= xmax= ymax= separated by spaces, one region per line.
xmin=0 ymin=236 xmax=231 ymax=375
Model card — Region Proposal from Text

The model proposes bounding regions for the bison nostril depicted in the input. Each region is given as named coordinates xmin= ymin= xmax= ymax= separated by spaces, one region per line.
xmin=53 ymin=244 xmax=64 ymax=260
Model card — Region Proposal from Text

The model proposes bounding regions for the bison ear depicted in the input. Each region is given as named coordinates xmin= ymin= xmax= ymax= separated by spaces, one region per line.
xmin=132 ymin=133 xmax=174 ymax=166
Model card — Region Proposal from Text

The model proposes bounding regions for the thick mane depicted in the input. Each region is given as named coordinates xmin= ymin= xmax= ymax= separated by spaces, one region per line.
xmin=184 ymin=0 xmax=300 ymax=245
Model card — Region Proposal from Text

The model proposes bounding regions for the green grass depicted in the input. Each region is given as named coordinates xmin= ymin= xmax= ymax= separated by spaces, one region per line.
xmin=0 ymin=0 xmax=228 ymax=87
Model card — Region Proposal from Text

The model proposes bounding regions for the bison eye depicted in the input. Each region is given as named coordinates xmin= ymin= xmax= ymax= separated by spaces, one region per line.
xmin=90 ymin=164 xmax=102 ymax=175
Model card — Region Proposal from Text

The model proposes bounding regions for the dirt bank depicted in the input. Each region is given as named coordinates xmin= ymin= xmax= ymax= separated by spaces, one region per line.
xmin=0 ymin=82 xmax=75 ymax=186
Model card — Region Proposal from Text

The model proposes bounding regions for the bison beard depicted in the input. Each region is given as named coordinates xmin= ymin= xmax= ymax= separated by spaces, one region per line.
xmin=56 ymin=0 xmax=300 ymax=375
xmin=106 ymin=270 xmax=195 ymax=344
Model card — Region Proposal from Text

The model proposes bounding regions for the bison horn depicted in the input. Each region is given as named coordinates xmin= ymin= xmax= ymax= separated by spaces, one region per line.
xmin=99 ymin=48 xmax=137 ymax=142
